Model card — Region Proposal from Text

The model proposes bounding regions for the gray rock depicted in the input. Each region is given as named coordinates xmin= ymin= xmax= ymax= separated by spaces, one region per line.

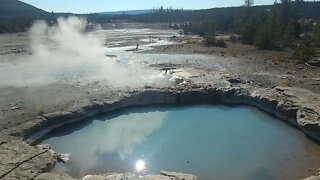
xmin=307 ymin=57 xmax=320 ymax=67
xmin=57 ymin=153 xmax=71 ymax=163
xmin=161 ymin=171 xmax=197 ymax=180
xmin=35 ymin=173 xmax=77 ymax=180
xmin=11 ymin=106 xmax=20 ymax=110
xmin=82 ymin=171 xmax=197 ymax=180
xmin=302 ymin=176 xmax=320 ymax=180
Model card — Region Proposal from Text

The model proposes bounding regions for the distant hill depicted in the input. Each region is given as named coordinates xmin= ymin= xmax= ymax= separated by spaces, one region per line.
xmin=100 ymin=9 xmax=153 ymax=16
xmin=0 ymin=0 xmax=49 ymax=18
xmin=0 ymin=0 xmax=50 ymax=33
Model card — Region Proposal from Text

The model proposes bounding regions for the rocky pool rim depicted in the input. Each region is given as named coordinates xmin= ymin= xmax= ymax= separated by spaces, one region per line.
xmin=24 ymin=86 xmax=320 ymax=146
xmin=33 ymin=103 xmax=307 ymax=145
xmin=1 ymin=83 xmax=318 ymax=179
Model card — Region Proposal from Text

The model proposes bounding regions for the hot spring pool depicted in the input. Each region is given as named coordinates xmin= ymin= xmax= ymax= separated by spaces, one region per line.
xmin=41 ymin=105 xmax=320 ymax=180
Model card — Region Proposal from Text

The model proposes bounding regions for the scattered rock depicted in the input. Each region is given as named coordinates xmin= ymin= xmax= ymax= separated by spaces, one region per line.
xmin=11 ymin=106 xmax=20 ymax=110
xmin=302 ymin=175 xmax=320 ymax=180
xmin=296 ymin=63 xmax=305 ymax=70
xmin=307 ymin=57 xmax=320 ymax=67
xmin=57 ymin=153 xmax=71 ymax=163
xmin=35 ymin=173 xmax=77 ymax=180
xmin=106 ymin=55 xmax=117 ymax=58
xmin=81 ymin=171 xmax=197 ymax=180
xmin=227 ymin=77 xmax=243 ymax=84
xmin=161 ymin=171 xmax=197 ymax=180
xmin=144 ymin=85 xmax=153 ymax=89
xmin=169 ymin=76 xmax=184 ymax=84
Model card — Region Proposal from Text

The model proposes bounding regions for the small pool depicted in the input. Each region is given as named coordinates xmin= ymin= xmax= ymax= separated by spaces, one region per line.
xmin=41 ymin=105 xmax=320 ymax=180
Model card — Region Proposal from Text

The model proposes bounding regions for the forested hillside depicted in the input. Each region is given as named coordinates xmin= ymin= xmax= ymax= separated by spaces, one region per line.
xmin=0 ymin=0 xmax=49 ymax=33
xmin=0 ymin=0 xmax=48 ymax=18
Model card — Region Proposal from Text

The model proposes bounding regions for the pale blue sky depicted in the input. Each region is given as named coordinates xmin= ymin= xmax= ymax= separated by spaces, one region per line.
xmin=20 ymin=0 xmax=278 ymax=13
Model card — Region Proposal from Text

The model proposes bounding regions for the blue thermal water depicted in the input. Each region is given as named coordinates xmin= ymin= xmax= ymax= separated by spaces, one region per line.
xmin=42 ymin=105 xmax=320 ymax=180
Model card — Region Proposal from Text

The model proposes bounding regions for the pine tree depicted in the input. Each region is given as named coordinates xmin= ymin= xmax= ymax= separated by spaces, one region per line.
xmin=244 ymin=0 xmax=254 ymax=7
xmin=313 ymin=20 xmax=320 ymax=45
xmin=254 ymin=13 xmax=282 ymax=49
xmin=282 ymin=19 xmax=296 ymax=47
xmin=240 ymin=21 xmax=256 ymax=44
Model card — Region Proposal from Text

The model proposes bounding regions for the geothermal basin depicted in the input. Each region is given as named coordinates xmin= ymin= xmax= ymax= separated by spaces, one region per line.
xmin=1 ymin=20 xmax=319 ymax=180
xmin=41 ymin=105 xmax=320 ymax=180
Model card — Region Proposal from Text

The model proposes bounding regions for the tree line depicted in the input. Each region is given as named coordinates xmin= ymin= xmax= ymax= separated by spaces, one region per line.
xmin=0 ymin=17 xmax=34 ymax=33
xmin=125 ymin=1 xmax=320 ymax=60
xmin=1 ymin=0 xmax=320 ymax=60
xmin=236 ymin=0 xmax=320 ymax=50
xmin=95 ymin=1 xmax=314 ymax=50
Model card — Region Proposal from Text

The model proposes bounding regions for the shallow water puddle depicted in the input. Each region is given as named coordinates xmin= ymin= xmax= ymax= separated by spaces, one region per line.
xmin=41 ymin=105 xmax=320 ymax=180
